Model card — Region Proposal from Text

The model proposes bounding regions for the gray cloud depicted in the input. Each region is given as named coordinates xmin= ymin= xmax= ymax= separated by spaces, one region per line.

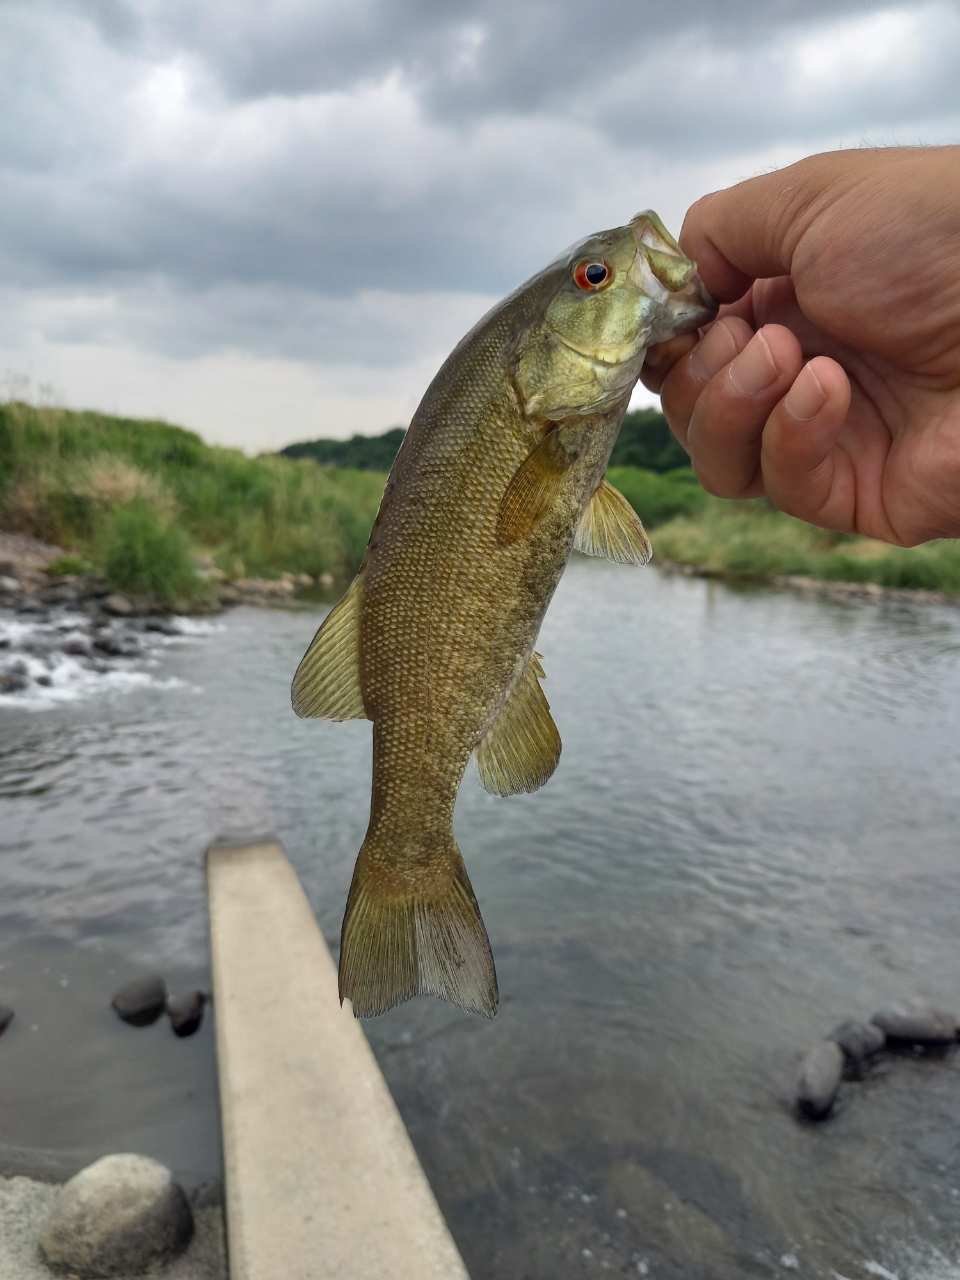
xmin=2 ymin=0 xmax=959 ymax=443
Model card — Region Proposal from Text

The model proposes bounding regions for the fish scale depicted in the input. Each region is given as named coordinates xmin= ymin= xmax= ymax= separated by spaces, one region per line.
xmin=292 ymin=211 xmax=716 ymax=1018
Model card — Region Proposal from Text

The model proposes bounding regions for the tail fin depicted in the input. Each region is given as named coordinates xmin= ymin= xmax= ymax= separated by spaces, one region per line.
xmin=339 ymin=837 xmax=499 ymax=1019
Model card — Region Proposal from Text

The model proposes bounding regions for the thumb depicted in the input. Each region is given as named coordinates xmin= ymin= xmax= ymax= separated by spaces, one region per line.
xmin=678 ymin=151 xmax=867 ymax=303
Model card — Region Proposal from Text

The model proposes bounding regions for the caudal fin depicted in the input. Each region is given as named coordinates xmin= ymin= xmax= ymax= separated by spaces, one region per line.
xmin=339 ymin=839 xmax=498 ymax=1019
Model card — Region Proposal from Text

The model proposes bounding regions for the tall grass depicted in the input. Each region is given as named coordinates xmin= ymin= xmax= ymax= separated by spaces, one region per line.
xmin=650 ymin=498 xmax=960 ymax=592
xmin=0 ymin=401 xmax=385 ymax=581
xmin=100 ymin=502 xmax=200 ymax=601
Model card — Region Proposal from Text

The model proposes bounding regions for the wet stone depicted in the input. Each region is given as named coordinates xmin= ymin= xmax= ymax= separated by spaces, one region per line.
xmin=111 ymin=975 xmax=168 ymax=1027
xmin=62 ymin=636 xmax=92 ymax=656
xmin=93 ymin=633 xmax=125 ymax=656
xmin=167 ymin=991 xmax=207 ymax=1038
xmin=0 ymin=1003 xmax=14 ymax=1035
xmin=38 ymin=1153 xmax=194 ymax=1277
xmin=102 ymin=593 xmax=134 ymax=617
xmin=828 ymin=1019 xmax=886 ymax=1062
xmin=796 ymin=1040 xmax=843 ymax=1119
xmin=871 ymin=1001 xmax=958 ymax=1044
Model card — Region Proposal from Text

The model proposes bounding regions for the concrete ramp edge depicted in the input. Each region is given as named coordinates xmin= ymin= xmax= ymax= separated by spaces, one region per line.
xmin=207 ymin=838 xmax=471 ymax=1280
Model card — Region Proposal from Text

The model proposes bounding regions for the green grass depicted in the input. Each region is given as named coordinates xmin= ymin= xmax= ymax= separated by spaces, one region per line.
xmin=4 ymin=398 xmax=959 ymax=598
xmin=646 ymin=497 xmax=960 ymax=593
xmin=0 ymin=401 xmax=386 ymax=587
xmin=100 ymin=502 xmax=201 ymax=601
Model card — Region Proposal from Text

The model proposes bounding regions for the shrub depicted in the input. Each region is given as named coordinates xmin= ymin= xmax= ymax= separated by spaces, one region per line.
xmin=100 ymin=502 xmax=200 ymax=601
xmin=606 ymin=466 xmax=707 ymax=528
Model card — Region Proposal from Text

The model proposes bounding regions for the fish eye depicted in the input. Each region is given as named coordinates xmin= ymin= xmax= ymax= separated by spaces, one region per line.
xmin=573 ymin=259 xmax=612 ymax=291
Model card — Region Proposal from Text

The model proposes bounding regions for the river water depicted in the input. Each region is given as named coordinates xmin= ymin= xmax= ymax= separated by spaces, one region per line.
xmin=2 ymin=559 xmax=960 ymax=1280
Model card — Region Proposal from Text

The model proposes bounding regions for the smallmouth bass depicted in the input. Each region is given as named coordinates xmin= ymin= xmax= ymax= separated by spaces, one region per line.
xmin=292 ymin=212 xmax=716 ymax=1018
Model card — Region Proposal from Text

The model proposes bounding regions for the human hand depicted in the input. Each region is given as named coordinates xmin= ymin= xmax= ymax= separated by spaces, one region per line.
xmin=642 ymin=147 xmax=960 ymax=545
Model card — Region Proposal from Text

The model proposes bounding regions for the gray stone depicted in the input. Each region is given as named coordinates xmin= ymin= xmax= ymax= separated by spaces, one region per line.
xmin=828 ymin=1019 xmax=886 ymax=1062
xmin=0 ymin=1002 xmax=14 ymax=1035
xmin=167 ymin=991 xmax=207 ymax=1038
xmin=38 ymin=1153 xmax=194 ymax=1277
xmin=871 ymin=1001 xmax=958 ymax=1044
xmin=62 ymin=635 xmax=92 ymax=656
xmin=111 ymin=975 xmax=168 ymax=1026
xmin=102 ymin=593 xmax=134 ymax=616
xmin=796 ymin=1040 xmax=843 ymax=1119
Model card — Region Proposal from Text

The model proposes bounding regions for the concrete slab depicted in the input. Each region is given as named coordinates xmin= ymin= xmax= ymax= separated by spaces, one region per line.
xmin=207 ymin=839 xmax=471 ymax=1280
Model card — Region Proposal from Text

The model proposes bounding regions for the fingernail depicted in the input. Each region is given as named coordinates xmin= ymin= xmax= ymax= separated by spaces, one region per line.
xmin=688 ymin=320 xmax=739 ymax=383
xmin=784 ymin=363 xmax=827 ymax=421
xmin=729 ymin=330 xmax=778 ymax=396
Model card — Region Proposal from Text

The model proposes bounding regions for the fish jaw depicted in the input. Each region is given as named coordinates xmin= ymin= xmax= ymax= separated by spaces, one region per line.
xmin=630 ymin=210 xmax=717 ymax=345
xmin=514 ymin=212 xmax=717 ymax=420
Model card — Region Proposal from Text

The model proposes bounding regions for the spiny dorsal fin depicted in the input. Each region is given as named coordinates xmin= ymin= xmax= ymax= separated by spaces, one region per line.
xmin=475 ymin=653 xmax=561 ymax=796
xmin=574 ymin=479 xmax=652 ymax=566
xmin=291 ymin=574 xmax=367 ymax=719
xmin=497 ymin=431 xmax=574 ymax=545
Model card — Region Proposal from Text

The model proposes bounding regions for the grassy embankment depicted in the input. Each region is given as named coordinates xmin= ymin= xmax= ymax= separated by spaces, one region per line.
xmin=3 ymin=400 xmax=960 ymax=600
xmin=605 ymin=411 xmax=960 ymax=593
xmin=0 ymin=401 xmax=385 ymax=601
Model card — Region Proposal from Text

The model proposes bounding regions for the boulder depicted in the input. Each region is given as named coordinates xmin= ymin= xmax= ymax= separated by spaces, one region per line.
xmin=102 ymin=594 xmax=134 ymax=617
xmin=827 ymin=1019 xmax=886 ymax=1062
xmin=796 ymin=1040 xmax=843 ymax=1119
xmin=0 ymin=1003 xmax=14 ymax=1035
xmin=111 ymin=975 xmax=168 ymax=1027
xmin=38 ymin=1153 xmax=193 ymax=1277
xmin=871 ymin=1001 xmax=958 ymax=1044
xmin=167 ymin=991 xmax=207 ymax=1038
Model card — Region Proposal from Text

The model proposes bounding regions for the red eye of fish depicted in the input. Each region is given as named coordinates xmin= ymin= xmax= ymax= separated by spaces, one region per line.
xmin=573 ymin=259 xmax=611 ymax=291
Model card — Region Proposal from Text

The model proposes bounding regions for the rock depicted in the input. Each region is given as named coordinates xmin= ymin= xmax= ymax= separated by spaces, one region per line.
xmin=93 ymin=632 xmax=125 ymax=656
xmin=0 ymin=1003 xmax=14 ymax=1035
xmin=38 ymin=1153 xmax=193 ymax=1277
xmin=62 ymin=636 xmax=92 ymax=656
xmin=828 ymin=1019 xmax=886 ymax=1062
xmin=295 ymin=573 xmax=314 ymax=588
xmin=316 ymin=572 xmax=334 ymax=588
xmin=796 ymin=1040 xmax=843 ymax=1118
xmin=111 ymin=975 xmax=168 ymax=1027
xmin=167 ymin=991 xmax=207 ymax=1038
xmin=102 ymin=593 xmax=134 ymax=617
xmin=0 ymin=575 xmax=19 ymax=592
xmin=0 ymin=666 xmax=29 ymax=694
xmin=871 ymin=1001 xmax=958 ymax=1044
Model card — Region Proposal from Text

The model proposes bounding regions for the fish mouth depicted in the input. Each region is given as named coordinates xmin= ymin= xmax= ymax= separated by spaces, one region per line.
xmin=629 ymin=211 xmax=718 ymax=341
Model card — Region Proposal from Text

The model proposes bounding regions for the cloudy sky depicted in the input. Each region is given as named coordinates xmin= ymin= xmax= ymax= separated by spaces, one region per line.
xmin=2 ymin=0 xmax=959 ymax=452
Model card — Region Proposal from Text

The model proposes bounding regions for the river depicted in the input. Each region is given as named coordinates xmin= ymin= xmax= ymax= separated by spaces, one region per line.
xmin=2 ymin=558 xmax=960 ymax=1279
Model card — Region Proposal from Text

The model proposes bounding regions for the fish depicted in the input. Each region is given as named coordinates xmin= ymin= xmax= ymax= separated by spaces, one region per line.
xmin=292 ymin=211 xmax=716 ymax=1019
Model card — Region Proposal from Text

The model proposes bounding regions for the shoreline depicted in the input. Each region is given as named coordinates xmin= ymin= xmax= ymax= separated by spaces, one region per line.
xmin=652 ymin=554 xmax=960 ymax=608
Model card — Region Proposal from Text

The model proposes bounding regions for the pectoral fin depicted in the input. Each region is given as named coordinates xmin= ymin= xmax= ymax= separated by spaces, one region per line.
xmin=475 ymin=654 xmax=561 ymax=796
xmin=497 ymin=431 xmax=574 ymax=545
xmin=291 ymin=574 xmax=367 ymax=719
xmin=574 ymin=479 xmax=652 ymax=566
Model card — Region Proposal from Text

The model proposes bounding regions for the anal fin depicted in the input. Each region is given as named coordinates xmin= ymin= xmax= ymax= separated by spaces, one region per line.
xmin=574 ymin=479 xmax=652 ymax=566
xmin=497 ymin=431 xmax=574 ymax=545
xmin=291 ymin=574 xmax=367 ymax=719
xmin=475 ymin=654 xmax=561 ymax=796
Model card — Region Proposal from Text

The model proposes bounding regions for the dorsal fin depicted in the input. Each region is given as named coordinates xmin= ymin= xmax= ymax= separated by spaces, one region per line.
xmin=496 ymin=431 xmax=575 ymax=545
xmin=291 ymin=575 xmax=367 ymax=719
xmin=475 ymin=653 xmax=561 ymax=796
xmin=574 ymin=479 xmax=652 ymax=566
